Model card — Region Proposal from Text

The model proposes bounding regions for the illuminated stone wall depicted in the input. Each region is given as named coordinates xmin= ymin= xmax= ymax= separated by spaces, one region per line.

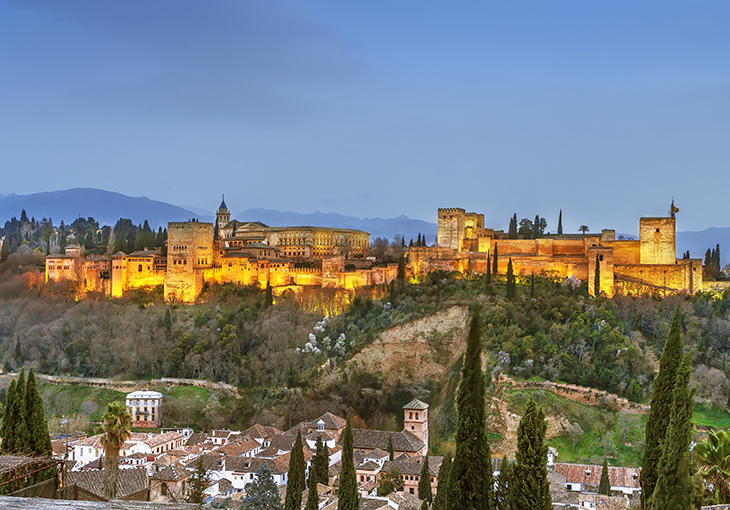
xmin=438 ymin=208 xmax=466 ymax=251
xmin=588 ymin=246 xmax=615 ymax=297
xmin=640 ymin=217 xmax=676 ymax=265
xmin=614 ymin=263 xmax=688 ymax=295
xmin=164 ymin=221 xmax=214 ymax=303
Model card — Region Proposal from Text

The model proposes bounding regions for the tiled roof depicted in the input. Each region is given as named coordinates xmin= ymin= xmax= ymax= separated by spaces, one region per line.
xmin=218 ymin=437 xmax=260 ymax=456
xmin=75 ymin=434 xmax=104 ymax=448
xmin=306 ymin=430 xmax=335 ymax=442
xmin=402 ymin=399 xmax=429 ymax=410
xmin=269 ymin=434 xmax=297 ymax=452
xmin=351 ymin=430 xmax=425 ymax=453
xmin=227 ymin=456 xmax=288 ymax=475
xmin=381 ymin=455 xmax=443 ymax=477
xmin=218 ymin=478 xmax=233 ymax=492
xmin=144 ymin=432 xmax=183 ymax=449
xmin=66 ymin=467 xmax=148 ymax=499
xmin=185 ymin=432 xmax=207 ymax=446
xmin=356 ymin=461 xmax=381 ymax=472
xmin=554 ymin=463 xmax=641 ymax=489
xmin=150 ymin=464 xmax=190 ymax=482
xmin=308 ymin=412 xmax=347 ymax=431
xmin=241 ymin=423 xmax=283 ymax=439
xmin=364 ymin=449 xmax=389 ymax=461
xmin=183 ymin=454 xmax=223 ymax=471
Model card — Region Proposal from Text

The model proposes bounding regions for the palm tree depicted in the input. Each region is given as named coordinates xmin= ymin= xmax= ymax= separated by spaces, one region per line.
xmin=695 ymin=430 xmax=730 ymax=503
xmin=101 ymin=402 xmax=131 ymax=500
xmin=578 ymin=225 xmax=589 ymax=235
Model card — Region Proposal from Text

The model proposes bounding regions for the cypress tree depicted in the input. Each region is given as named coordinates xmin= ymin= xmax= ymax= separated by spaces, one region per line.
xmin=0 ymin=235 xmax=9 ymax=262
xmin=508 ymin=214 xmax=518 ymax=239
xmin=493 ymin=244 xmax=499 ymax=275
xmin=12 ymin=368 xmax=29 ymax=454
xmin=418 ymin=453 xmax=432 ymax=503
xmin=641 ymin=307 xmax=683 ymax=508
xmin=594 ymin=254 xmax=601 ymax=297
xmin=338 ymin=418 xmax=359 ymax=510
xmin=506 ymin=258 xmax=516 ymax=300
xmin=509 ymin=398 xmax=551 ymax=510
xmin=26 ymin=368 xmax=52 ymax=457
xmin=387 ymin=436 xmax=395 ymax=461
xmin=313 ymin=437 xmax=329 ymax=486
xmin=14 ymin=337 xmax=21 ymax=363
xmin=1 ymin=380 xmax=17 ymax=453
xmin=284 ymin=430 xmax=306 ymax=510
xmin=486 ymin=254 xmax=492 ymax=286
xmin=398 ymin=255 xmax=406 ymax=281
xmin=494 ymin=456 xmax=512 ymax=510
xmin=598 ymin=457 xmax=610 ymax=495
xmin=449 ymin=308 xmax=493 ymax=510
xmin=305 ymin=461 xmax=319 ymax=510
xmin=557 ymin=210 xmax=563 ymax=235
xmin=650 ymin=352 xmax=695 ymax=510
xmin=431 ymin=451 xmax=451 ymax=510
xmin=417 ymin=233 xmax=422 ymax=246
xmin=533 ymin=215 xmax=541 ymax=239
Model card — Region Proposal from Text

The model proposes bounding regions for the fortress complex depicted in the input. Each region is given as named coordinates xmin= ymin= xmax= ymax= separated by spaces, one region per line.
xmin=409 ymin=206 xmax=703 ymax=297
xmin=45 ymin=197 xmax=397 ymax=304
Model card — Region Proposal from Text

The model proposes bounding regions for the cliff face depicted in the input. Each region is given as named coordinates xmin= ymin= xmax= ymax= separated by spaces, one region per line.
xmin=348 ymin=305 xmax=470 ymax=386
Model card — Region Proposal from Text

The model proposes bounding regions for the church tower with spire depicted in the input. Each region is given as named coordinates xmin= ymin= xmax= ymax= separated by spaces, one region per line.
xmin=216 ymin=195 xmax=230 ymax=239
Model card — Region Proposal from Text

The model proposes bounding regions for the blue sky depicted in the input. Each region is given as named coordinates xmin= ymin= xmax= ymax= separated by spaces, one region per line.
xmin=1 ymin=1 xmax=729 ymax=234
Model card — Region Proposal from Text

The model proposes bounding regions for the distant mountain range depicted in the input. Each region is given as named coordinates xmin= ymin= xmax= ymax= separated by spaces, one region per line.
xmin=0 ymin=188 xmax=726 ymax=265
xmin=0 ymin=188 xmax=206 ymax=229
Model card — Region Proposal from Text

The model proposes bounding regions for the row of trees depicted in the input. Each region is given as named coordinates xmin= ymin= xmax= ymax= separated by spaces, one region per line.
xmin=0 ymin=210 xmax=167 ymax=258
xmin=0 ymin=367 xmax=52 ymax=457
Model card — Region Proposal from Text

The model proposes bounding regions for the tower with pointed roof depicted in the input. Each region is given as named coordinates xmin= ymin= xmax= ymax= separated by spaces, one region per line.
xmin=216 ymin=195 xmax=231 ymax=239
xmin=403 ymin=399 xmax=429 ymax=449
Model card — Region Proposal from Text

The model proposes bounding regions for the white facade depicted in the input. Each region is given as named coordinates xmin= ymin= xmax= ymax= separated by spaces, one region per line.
xmin=126 ymin=389 xmax=163 ymax=427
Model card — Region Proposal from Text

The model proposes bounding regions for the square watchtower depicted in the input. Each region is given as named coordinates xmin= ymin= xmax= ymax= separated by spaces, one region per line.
xmin=403 ymin=399 xmax=429 ymax=449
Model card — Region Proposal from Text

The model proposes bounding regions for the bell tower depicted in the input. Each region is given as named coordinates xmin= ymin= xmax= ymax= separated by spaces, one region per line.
xmin=216 ymin=195 xmax=231 ymax=238
xmin=403 ymin=399 xmax=429 ymax=449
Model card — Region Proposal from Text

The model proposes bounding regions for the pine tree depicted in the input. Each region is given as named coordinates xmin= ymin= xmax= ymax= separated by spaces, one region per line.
xmin=418 ymin=453 xmax=432 ymax=503
xmin=387 ymin=436 xmax=395 ymax=461
xmin=338 ymin=418 xmax=359 ymax=510
xmin=509 ymin=398 xmax=551 ymax=510
xmin=506 ymin=258 xmax=516 ymax=300
xmin=641 ymin=307 xmax=684 ymax=508
xmin=494 ymin=456 xmax=512 ymax=510
xmin=0 ymin=380 xmax=17 ymax=453
xmin=449 ymin=308 xmax=493 ymax=510
xmin=493 ymin=244 xmax=499 ymax=275
xmin=594 ymin=254 xmax=601 ymax=297
xmin=313 ymin=437 xmax=329 ymax=486
xmin=284 ymin=430 xmax=306 ymax=510
xmin=557 ymin=210 xmax=563 ymax=235
xmin=598 ymin=457 xmax=610 ymax=495
xmin=12 ymin=368 xmax=29 ymax=455
xmin=305 ymin=460 xmax=319 ymax=510
xmin=431 ymin=451 xmax=451 ymax=510
xmin=650 ymin=352 xmax=695 ymax=510
xmin=25 ymin=368 xmax=52 ymax=457
xmin=241 ymin=465 xmax=283 ymax=510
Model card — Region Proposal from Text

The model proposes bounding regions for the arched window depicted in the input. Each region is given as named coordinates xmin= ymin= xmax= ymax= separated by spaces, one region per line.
xmin=138 ymin=264 xmax=143 ymax=272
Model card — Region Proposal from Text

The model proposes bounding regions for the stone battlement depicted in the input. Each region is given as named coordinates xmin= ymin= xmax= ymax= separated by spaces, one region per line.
xmin=438 ymin=207 xmax=466 ymax=216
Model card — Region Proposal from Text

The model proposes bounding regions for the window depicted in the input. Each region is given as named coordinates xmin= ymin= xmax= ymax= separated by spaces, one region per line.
xmin=138 ymin=264 xmax=143 ymax=272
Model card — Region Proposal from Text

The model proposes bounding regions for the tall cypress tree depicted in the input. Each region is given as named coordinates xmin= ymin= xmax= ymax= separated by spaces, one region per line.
xmin=305 ymin=460 xmax=319 ymax=510
xmin=530 ymin=272 xmax=535 ymax=298
xmin=418 ymin=453 xmax=432 ymax=503
xmin=494 ymin=456 xmax=512 ymax=510
xmin=313 ymin=437 xmax=329 ymax=486
xmin=557 ymin=210 xmax=563 ymax=235
xmin=26 ymin=368 xmax=52 ymax=457
xmin=12 ymin=368 xmax=29 ymax=454
xmin=387 ymin=436 xmax=395 ymax=461
xmin=493 ymin=244 xmax=499 ymax=275
xmin=449 ymin=308 xmax=493 ymax=510
xmin=0 ymin=380 xmax=17 ymax=453
xmin=486 ymin=253 xmax=492 ymax=287
xmin=650 ymin=352 xmax=695 ymax=510
xmin=598 ymin=457 xmax=610 ymax=495
xmin=594 ymin=254 xmax=601 ymax=297
xmin=506 ymin=258 xmax=516 ymax=300
xmin=509 ymin=398 xmax=551 ymax=510
xmin=338 ymin=418 xmax=359 ymax=510
xmin=508 ymin=214 xmax=518 ymax=239
xmin=431 ymin=451 xmax=451 ymax=510
xmin=284 ymin=430 xmax=306 ymax=510
xmin=641 ymin=307 xmax=683 ymax=508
